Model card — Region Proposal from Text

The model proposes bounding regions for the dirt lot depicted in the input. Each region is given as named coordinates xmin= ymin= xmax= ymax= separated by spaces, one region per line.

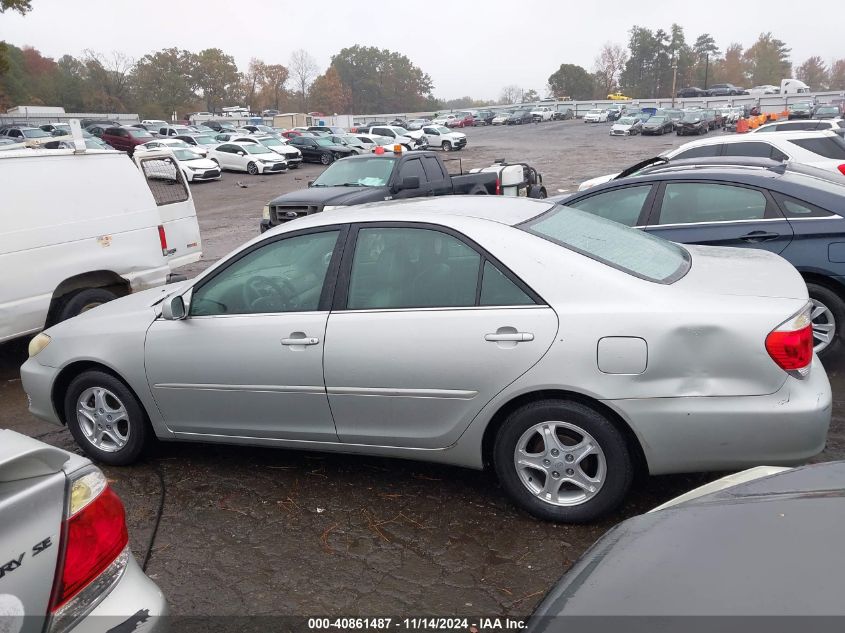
xmin=2 ymin=119 xmax=843 ymax=620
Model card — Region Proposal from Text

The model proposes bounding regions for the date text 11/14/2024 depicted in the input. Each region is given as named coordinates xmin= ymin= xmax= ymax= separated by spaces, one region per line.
xmin=307 ymin=618 xmax=527 ymax=631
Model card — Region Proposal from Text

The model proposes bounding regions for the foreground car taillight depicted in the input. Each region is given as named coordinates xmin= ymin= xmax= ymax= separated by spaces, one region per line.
xmin=838 ymin=164 xmax=845 ymax=176
xmin=765 ymin=304 xmax=813 ymax=376
xmin=48 ymin=469 xmax=129 ymax=633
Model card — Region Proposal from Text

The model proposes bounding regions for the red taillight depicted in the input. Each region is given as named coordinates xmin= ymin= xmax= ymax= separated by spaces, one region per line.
xmin=50 ymin=483 xmax=128 ymax=611
xmin=157 ymin=224 xmax=168 ymax=256
xmin=765 ymin=306 xmax=814 ymax=375
xmin=495 ymin=177 xmax=501 ymax=196
xmin=838 ymin=164 xmax=845 ymax=176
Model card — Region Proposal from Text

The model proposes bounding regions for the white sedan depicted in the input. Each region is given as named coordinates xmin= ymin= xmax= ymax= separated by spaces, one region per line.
xmin=226 ymin=135 xmax=303 ymax=168
xmin=208 ymin=142 xmax=287 ymax=175
xmin=136 ymin=138 xmax=208 ymax=157
xmin=170 ymin=148 xmax=221 ymax=182
xmin=584 ymin=109 xmax=609 ymax=123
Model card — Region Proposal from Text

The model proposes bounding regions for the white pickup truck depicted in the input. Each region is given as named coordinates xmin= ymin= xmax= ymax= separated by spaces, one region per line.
xmin=0 ymin=430 xmax=166 ymax=631
xmin=530 ymin=106 xmax=554 ymax=122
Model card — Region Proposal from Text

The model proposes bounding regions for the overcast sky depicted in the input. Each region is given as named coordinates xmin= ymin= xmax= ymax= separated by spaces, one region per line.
xmin=1 ymin=0 xmax=837 ymax=100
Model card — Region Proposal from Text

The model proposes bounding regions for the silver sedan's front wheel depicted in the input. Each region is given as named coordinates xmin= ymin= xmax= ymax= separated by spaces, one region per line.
xmin=513 ymin=421 xmax=606 ymax=507
xmin=76 ymin=387 xmax=130 ymax=452
xmin=494 ymin=400 xmax=633 ymax=522
xmin=65 ymin=370 xmax=149 ymax=465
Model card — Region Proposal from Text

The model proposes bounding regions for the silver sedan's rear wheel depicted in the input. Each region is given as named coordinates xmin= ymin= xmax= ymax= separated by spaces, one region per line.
xmin=494 ymin=400 xmax=633 ymax=522
xmin=65 ymin=370 xmax=149 ymax=465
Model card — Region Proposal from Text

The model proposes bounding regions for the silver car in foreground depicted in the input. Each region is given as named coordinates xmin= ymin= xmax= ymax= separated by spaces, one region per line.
xmin=0 ymin=430 xmax=165 ymax=633
xmin=21 ymin=197 xmax=832 ymax=522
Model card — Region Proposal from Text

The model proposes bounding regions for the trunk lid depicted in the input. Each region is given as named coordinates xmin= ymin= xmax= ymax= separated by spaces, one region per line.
xmin=0 ymin=431 xmax=69 ymax=624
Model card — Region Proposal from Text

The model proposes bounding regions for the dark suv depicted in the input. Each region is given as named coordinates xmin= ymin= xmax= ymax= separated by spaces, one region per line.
xmin=506 ymin=109 xmax=534 ymax=125
xmin=555 ymin=158 xmax=845 ymax=357
xmin=708 ymin=83 xmax=742 ymax=96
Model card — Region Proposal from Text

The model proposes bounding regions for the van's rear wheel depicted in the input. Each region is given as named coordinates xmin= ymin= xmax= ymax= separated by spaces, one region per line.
xmin=494 ymin=399 xmax=633 ymax=522
xmin=64 ymin=370 xmax=149 ymax=465
xmin=57 ymin=288 xmax=117 ymax=323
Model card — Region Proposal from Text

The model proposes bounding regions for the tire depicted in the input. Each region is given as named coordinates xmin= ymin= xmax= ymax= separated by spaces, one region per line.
xmin=247 ymin=161 xmax=259 ymax=175
xmin=57 ymin=288 xmax=117 ymax=323
xmin=806 ymin=282 xmax=845 ymax=358
xmin=64 ymin=370 xmax=149 ymax=465
xmin=493 ymin=399 xmax=633 ymax=522
xmin=442 ymin=141 xmax=451 ymax=152
xmin=320 ymin=152 xmax=333 ymax=165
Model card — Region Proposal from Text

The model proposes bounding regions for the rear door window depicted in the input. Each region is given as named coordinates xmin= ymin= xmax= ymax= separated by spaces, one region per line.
xmin=657 ymin=183 xmax=769 ymax=224
xmin=567 ymin=185 xmax=653 ymax=227
xmin=788 ymin=136 xmax=845 ymax=159
xmin=397 ymin=158 xmax=426 ymax=184
xmin=422 ymin=156 xmax=446 ymax=181
xmin=673 ymin=144 xmax=722 ymax=159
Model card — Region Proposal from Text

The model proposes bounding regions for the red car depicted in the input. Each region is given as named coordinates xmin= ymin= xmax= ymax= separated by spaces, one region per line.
xmin=100 ymin=126 xmax=155 ymax=155
xmin=447 ymin=112 xmax=474 ymax=128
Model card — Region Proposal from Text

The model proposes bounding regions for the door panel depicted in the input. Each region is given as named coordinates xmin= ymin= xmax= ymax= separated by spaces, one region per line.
xmin=145 ymin=313 xmax=336 ymax=439
xmin=323 ymin=307 xmax=558 ymax=448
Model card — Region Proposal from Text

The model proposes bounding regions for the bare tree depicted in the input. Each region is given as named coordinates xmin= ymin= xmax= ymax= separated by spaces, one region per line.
xmin=499 ymin=84 xmax=521 ymax=105
xmin=81 ymin=50 xmax=135 ymax=109
xmin=594 ymin=42 xmax=628 ymax=96
xmin=289 ymin=49 xmax=319 ymax=111
xmin=244 ymin=58 xmax=267 ymax=111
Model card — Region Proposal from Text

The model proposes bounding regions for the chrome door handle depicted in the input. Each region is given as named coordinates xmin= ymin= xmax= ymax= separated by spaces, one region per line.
xmin=485 ymin=332 xmax=534 ymax=342
xmin=281 ymin=337 xmax=319 ymax=346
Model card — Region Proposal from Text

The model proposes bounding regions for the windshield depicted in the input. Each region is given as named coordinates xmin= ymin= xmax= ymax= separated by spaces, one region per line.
xmin=315 ymin=138 xmax=337 ymax=147
xmin=618 ymin=117 xmax=636 ymax=125
xmin=342 ymin=136 xmax=364 ymax=147
xmin=682 ymin=113 xmax=701 ymax=122
xmin=648 ymin=116 xmax=668 ymax=123
xmin=392 ymin=127 xmax=410 ymax=136
xmin=521 ymin=206 xmax=690 ymax=284
xmin=243 ymin=144 xmax=274 ymax=155
xmin=195 ymin=135 xmax=218 ymax=145
xmin=23 ymin=128 xmax=50 ymax=138
xmin=312 ymin=157 xmax=396 ymax=187
xmin=432 ymin=126 xmax=450 ymax=134
xmin=173 ymin=149 xmax=200 ymax=161
xmin=260 ymin=137 xmax=283 ymax=146
xmin=128 ymin=129 xmax=153 ymax=139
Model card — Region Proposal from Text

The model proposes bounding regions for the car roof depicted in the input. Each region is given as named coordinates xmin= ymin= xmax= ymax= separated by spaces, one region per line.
xmin=530 ymin=462 xmax=845 ymax=618
xmin=267 ymin=196 xmax=555 ymax=233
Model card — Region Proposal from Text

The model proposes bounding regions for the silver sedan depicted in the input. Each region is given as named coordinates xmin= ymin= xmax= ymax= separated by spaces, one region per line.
xmin=21 ymin=197 xmax=832 ymax=522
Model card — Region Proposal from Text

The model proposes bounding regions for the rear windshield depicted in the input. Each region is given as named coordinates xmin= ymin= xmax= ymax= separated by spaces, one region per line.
xmin=788 ymin=136 xmax=845 ymax=159
xmin=520 ymin=206 xmax=691 ymax=284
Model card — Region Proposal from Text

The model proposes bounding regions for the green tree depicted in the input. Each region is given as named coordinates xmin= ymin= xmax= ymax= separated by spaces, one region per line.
xmin=744 ymin=33 xmax=791 ymax=86
xmin=191 ymin=48 xmax=239 ymax=112
xmin=796 ymin=56 xmax=828 ymax=91
xmin=331 ymin=45 xmax=433 ymax=113
xmin=522 ymin=88 xmax=539 ymax=102
xmin=55 ymin=55 xmax=85 ymax=111
xmin=0 ymin=0 xmax=31 ymax=13
xmin=131 ymin=48 xmax=197 ymax=119
xmin=308 ymin=66 xmax=350 ymax=114
xmin=262 ymin=63 xmax=289 ymax=110
xmin=547 ymin=64 xmax=593 ymax=100
xmin=692 ymin=33 xmax=721 ymax=87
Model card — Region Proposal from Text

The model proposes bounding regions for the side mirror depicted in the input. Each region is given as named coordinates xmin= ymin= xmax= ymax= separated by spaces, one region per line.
xmin=238 ymin=151 xmax=246 ymax=156
xmin=161 ymin=294 xmax=186 ymax=320
xmin=399 ymin=176 xmax=420 ymax=191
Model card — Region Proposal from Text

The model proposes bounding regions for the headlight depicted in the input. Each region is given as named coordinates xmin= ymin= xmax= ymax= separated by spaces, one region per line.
xmin=262 ymin=205 xmax=270 ymax=220
xmin=322 ymin=205 xmax=348 ymax=212
xmin=28 ymin=333 xmax=51 ymax=357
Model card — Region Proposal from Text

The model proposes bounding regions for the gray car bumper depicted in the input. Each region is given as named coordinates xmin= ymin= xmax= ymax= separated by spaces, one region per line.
xmin=20 ymin=356 xmax=62 ymax=425
xmin=604 ymin=358 xmax=832 ymax=475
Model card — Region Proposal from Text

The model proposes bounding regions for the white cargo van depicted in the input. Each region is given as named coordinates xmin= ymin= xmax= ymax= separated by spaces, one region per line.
xmin=0 ymin=148 xmax=202 ymax=343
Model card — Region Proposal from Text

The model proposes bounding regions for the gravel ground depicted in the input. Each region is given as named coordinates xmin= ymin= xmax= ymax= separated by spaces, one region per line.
xmin=1 ymin=119 xmax=842 ymax=620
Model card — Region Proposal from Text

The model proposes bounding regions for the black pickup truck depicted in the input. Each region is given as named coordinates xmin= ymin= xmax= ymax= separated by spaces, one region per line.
xmin=260 ymin=150 xmax=499 ymax=231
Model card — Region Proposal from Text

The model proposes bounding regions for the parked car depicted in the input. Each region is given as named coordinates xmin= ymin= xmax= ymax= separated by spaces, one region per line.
xmin=580 ymin=130 xmax=845 ymax=194
xmin=164 ymin=147 xmax=222 ymax=182
xmin=475 ymin=109 xmax=496 ymax=125
xmin=452 ymin=112 xmax=475 ymax=128
xmin=558 ymin=158 xmax=845 ymax=355
xmin=421 ymin=125 xmax=467 ymax=151
xmin=609 ymin=116 xmax=642 ymax=136
xmin=203 ymin=120 xmax=239 ymax=133
xmin=753 ymin=119 xmax=845 ymax=138
xmin=605 ymin=105 xmax=625 ymax=121
xmin=749 ymin=84 xmax=780 ymax=95
xmin=242 ymin=124 xmax=279 ymax=135
xmin=0 ymin=430 xmax=167 ymax=632
xmin=308 ymin=125 xmax=348 ymax=135
xmin=583 ymin=109 xmax=609 ymax=123
xmin=244 ymin=135 xmax=304 ymax=167
xmin=208 ymin=142 xmax=288 ymax=174
xmin=552 ymin=107 xmax=574 ymax=121
xmin=676 ymin=111 xmax=709 ymax=135
xmin=362 ymin=125 xmax=426 ymax=150
xmin=261 ymin=109 xmax=280 ymax=117
xmin=261 ymin=149 xmax=500 ymax=228
xmin=0 ymin=148 xmax=200 ymax=342
xmin=287 ymin=135 xmax=356 ymax=164
xmin=85 ymin=124 xmax=110 ymax=138
xmin=676 ymin=86 xmax=709 ymax=98
xmin=527 ymin=462 xmax=845 ymax=625
xmin=0 ymin=137 xmax=26 ymax=150
xmin=491 ymin=111 xmax=513 ymax=125
xmin=702 ymin=108 xmax=724 ymax=130
xmin=43 ymin=137 xmax=112 ymax=150
xmin=100 ymin=126 xmax=156 ymax=155
xmin=814 ymin=105 xmax=842 ymax=120
xmin=174 ymin=133 xmax=222 ymax=149
xmin=641 ymin=114 xmax=674 ymax=135
xmin=788 ymin=101 xmax=816 ymax=120
xmin=708 ymin=83 xmax=742 ymax=96
xmin=0 ymin=125 xmax=55 ymax=147
xmin=507 ymin=109 xmax=534 ymax=125
xmin=406 ymin=118 xmax=431 ymax=131
xmin=22 ymin=196 xmax=830 ymax=523
xmin=136 ymin=138 xmax=208 ymax=157
xmin=607 ymin=92 xmax=631 ymax=100
xmin=530 ymin=106 xmax=554 ymax=122
xmin=38 ymin=122 xmax=72 ymax=137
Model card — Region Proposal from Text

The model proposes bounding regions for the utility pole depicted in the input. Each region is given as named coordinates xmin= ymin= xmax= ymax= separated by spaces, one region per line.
xmin=671 ymin=56 xmax=678 ymax=107
xmin=704 ymin=53 xmax=709 ymax=90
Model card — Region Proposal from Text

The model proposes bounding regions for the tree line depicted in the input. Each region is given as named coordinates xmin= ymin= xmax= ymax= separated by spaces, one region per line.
xmin=544 ymin=28 xmax=845 ymax=101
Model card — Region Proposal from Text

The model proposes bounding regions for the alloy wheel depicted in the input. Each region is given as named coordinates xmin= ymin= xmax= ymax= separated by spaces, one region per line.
xmin=513 ymin=421 xmax=606 ymax=507
xmin=76 ymin=387 xmax=130 ymax=453
xmin=810 ymin=298 xmax=836 ymax=353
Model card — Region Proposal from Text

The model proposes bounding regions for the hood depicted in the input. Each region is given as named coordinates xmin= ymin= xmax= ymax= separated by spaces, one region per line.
xmin=612 ymin=123 xmax=632 ymax=130
xmin=269 ymin=145 xmax=301 ymax=157
xmin=183 ymin=158 xmax=217 ymax=169
xmin=269 ymin=185 xmax=385 ymax=207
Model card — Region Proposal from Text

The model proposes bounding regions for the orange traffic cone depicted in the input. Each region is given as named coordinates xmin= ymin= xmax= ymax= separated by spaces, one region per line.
xmin=737 ymin=118 xmax=749 ymax=133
